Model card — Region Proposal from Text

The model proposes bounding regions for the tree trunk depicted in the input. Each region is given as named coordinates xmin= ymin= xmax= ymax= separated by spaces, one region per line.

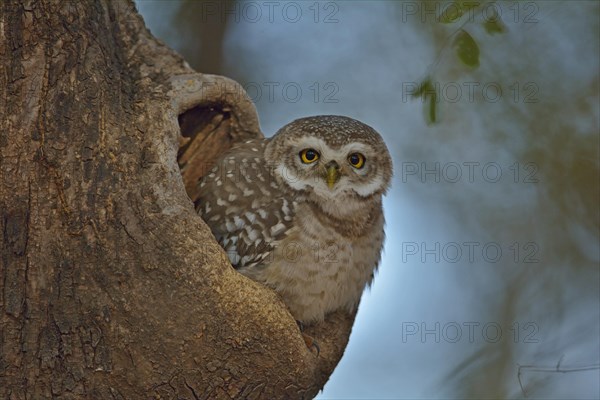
xmin=0 ymin=1 xmax=356 ymax=398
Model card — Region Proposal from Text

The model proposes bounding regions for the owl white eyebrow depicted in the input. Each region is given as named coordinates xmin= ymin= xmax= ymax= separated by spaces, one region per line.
xmin=292 ymin=138 xmax=374 ymax=156
xmin=339 ymin=143 xmax=373 ymax=156
xmin=291 ymin=136 xmax=328 ymax=151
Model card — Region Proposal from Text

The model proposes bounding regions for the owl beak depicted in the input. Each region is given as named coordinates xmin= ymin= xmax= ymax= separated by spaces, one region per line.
xmin=325 ymin=161 xmax=340 ymax=189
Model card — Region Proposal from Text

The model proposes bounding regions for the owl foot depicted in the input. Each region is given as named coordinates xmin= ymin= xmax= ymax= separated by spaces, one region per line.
xmin=302 ymin=333 xmax=321 ymax=356
xmin=297 ymin=320 xmax=320 ymax=356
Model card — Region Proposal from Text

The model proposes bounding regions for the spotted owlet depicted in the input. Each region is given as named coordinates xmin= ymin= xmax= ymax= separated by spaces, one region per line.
xmin=196 ymin=115 xmax=392 ymax=324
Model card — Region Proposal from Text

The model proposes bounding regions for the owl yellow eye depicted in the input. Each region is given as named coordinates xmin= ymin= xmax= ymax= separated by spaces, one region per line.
xmin=348 ymin=153 xmax=365 ymax=169
xmin=300 ymin=148 xmax=320 ymax=164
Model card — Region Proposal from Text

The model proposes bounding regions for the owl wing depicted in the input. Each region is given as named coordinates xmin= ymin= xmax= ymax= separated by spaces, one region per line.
xmin=195 ymin=139 xmax=296 ymax=269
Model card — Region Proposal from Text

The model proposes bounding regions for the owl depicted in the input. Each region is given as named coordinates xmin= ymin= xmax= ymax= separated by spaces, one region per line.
xmin=196 ymin=115 xmax=392 ymax=324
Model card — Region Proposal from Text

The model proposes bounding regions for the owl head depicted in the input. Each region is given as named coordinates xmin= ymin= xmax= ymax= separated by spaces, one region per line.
xmin=265 ymin=115 xmax=393 ymax=217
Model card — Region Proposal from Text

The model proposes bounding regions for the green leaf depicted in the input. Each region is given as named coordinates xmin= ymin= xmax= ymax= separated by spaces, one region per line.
xmin=484 ymin=18 xmax=506 ymax=34
xmin=411 ymin=78 xmax=438 ymax=124
xmin=427 ymin=93 xmax=437 ymax=124
xmin=483 ymin=12 xmax=506 ymax=34
xmin=412 ymin=78 xmax=435 ymax=98
xmin=439 ymin=2 xmax=464 ymax=23
xmin=453 ymin=29 xmax=480 ymax=67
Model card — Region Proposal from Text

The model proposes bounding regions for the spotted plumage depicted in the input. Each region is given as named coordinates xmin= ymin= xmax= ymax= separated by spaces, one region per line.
xmin=196 ymin=115 xmax=392 ymax=323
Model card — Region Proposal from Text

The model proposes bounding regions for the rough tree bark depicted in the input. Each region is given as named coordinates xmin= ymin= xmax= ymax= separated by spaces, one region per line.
xmin=0 ymin=1 xmax=357 ymax=398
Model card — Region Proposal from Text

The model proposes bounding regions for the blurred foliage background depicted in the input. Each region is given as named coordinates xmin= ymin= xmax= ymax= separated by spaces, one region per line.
xmin=136 ymin=1 xmax=599 ymax=398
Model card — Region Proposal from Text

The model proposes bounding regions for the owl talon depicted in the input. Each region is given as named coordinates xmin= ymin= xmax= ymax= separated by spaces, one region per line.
xmin=297 ymin=321 xmax=320 ymax=355
xmin=302 ymin=333 xmax=320 ymax=356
